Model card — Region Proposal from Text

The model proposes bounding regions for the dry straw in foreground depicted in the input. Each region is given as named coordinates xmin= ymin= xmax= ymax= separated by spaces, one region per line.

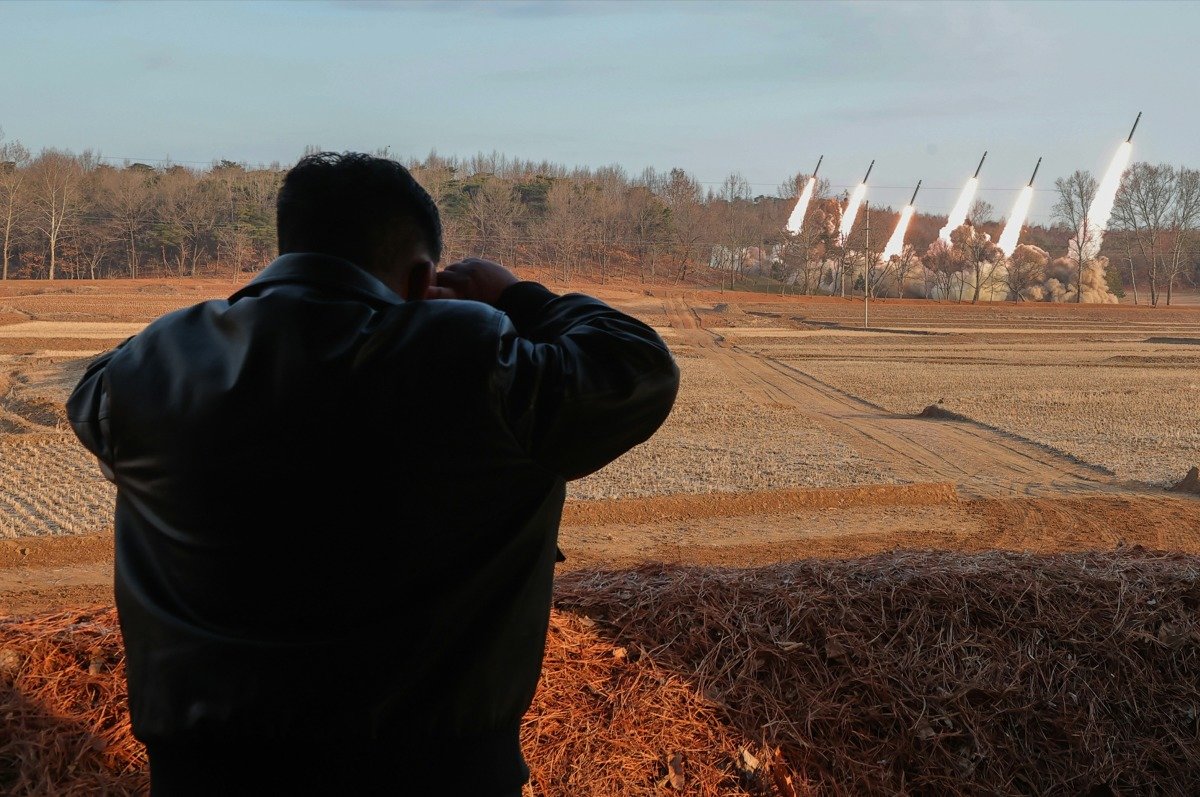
xmin=2 ymin=548 xmax=1199 ymax=795
xmin=554 ymin=547 xmax=1200 ymax=795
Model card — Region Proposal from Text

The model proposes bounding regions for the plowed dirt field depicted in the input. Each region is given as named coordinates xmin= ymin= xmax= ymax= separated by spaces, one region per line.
xmin=2 ymin=278 xmax=1200 ymax=614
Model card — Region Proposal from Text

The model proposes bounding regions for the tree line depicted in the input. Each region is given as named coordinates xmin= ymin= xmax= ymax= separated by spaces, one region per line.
xmin=1 ymin=135 xmax=1195 ymax=303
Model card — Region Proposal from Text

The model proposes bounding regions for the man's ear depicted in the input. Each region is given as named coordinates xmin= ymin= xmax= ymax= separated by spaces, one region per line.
xmin=406 ymin=262 xmax=434 ymax=301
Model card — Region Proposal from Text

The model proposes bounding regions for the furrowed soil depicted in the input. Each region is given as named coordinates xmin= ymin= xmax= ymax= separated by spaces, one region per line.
xmin=2 ymin=277 xmax=1200 ymax=612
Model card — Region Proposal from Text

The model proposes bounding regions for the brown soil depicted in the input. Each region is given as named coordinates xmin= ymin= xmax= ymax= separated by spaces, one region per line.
xmin=0 ymin=532 xmax=113 ymax=569
xmin=562 ymin=482 xmax=958 ymax=525
xmin=0 ymin=533 xmax=114 ymax=615
xmin=916 ymin=403 xmax=963 ymax=420
xmin=558 ymin=491 xmax=1200 ymax=571
xmin=8 ymin=490 xmax=1200 ymax=614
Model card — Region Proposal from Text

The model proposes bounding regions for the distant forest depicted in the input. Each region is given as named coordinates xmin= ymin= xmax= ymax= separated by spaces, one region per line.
xmin=0 ymin=138 xmax=1194 ymax=302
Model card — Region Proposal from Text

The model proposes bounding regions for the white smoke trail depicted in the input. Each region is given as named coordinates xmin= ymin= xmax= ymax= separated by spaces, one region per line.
xmin=938 ymin=177 xmax=979 ymax=242
xmin=1074 ymin=140 xmax=1133 ymax=260
xmin=997 ymin=185 xmax=1034 ymax=257
xmin=881 ymin=205 xmax=915 ymax=260
xmin=839 ymin=182 xmax=868 ymax=242
xmin=785 ymin=177 xmax=817 ymax=235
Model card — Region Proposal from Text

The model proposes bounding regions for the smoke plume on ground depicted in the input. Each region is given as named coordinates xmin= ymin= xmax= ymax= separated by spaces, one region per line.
xmin=1026 ymin=257 xmax=1119 ymax=304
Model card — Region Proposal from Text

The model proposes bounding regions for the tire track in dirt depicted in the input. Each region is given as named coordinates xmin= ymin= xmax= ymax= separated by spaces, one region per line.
xmin=663 ymin=297 xmax=1116 ymax=499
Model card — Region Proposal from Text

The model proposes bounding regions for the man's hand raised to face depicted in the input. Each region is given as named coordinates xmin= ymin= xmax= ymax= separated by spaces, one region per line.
xmin=426 ymin=258 xmax=518 ymax=306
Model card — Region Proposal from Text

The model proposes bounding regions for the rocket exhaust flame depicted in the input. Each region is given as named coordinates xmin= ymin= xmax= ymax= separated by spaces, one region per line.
xmin=881 ymin=205 xmax=915 ymax=261
xmin=785 ymin=178 xmax=816 ymax=234
xmin=838 ymin=160 xmax=873 ymax=242
xmin=839 ymin=183 xmax=869 ymax=242
xmin=939 ymin=152 xmax=987 ymax=243
xmin=938 ymin=177 xmax=979 ymax=242
xmin=785 ymin=156 xmax=823 ymax=235
xmin=997 ymin=157 xmax=1042 ymax=257
xmin=880 ymin=181 xmax=921 ymax=261
xmin=998 ymin=186 xmax=1034 ymax=257
xmin=1070 ymin=116 xmax=1140 ymax=261
xmin=1073 ymin=140 xmax=1133 ymax=261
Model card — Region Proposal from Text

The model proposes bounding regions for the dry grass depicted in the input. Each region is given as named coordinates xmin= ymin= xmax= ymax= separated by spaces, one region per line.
xmin=569 ymin=357 xmax=894 ymax=500
xmin=0 ymin=607 xmax=145 ymax=796
xmin=0 ymin=355 xmax=113 ymax=539
xmin=0 ymin=435 xmax=114 ymax=539
xmin=557 ymin=547 xmax=1200 ymax=795
xmin=4 ymin=548 xmax=1199 ymax=795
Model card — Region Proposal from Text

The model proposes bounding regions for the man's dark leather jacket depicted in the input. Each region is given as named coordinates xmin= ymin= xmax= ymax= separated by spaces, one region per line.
xmin=67 ymin=253 xmax=678 ymax=792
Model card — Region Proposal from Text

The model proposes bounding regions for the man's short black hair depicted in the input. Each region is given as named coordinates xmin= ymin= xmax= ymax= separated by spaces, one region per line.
xmin=277 ymin=152 xmax=442 ymax=268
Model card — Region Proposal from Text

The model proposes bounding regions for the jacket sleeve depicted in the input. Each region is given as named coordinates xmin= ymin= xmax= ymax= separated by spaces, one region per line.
xmin=493 ymin=282 xmax=679 ymax=480
xmin=65 ymin=344 xmax=127 ymax=482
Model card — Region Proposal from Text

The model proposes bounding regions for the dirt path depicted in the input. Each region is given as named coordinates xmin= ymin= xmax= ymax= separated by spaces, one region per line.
xmin=0 ymin=533 xmax=114 ymax=615
xmin=559 ymin=493 xmax=1200 ymax=570
xmin=663 ymin=297 xmax=1118 ymax=499
xmin=8 ymin=487 xmax=1200 ymax=616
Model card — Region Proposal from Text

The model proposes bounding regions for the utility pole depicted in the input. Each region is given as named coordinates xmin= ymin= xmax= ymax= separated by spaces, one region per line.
xmin=863 ymin=200 xmax=870 ymax=329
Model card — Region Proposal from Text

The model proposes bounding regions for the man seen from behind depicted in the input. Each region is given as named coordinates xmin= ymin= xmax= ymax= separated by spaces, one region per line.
xmin=67 ymin=152 xmax=680 ymax=795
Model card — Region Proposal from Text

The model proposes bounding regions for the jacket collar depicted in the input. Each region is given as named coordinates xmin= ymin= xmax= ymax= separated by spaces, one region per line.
xmin=231 ymin=253 xmax=405 ymax=306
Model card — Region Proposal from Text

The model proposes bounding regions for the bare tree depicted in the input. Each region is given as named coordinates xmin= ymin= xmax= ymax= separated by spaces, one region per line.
xmin=1164 ymin=166 xmax=1200 ymax=305
xmin=622 ymin=184 xmax=669 ymax=282
xmin=408 ymin=154 xmax=457 ymax=208
xmin=968 ymin=198 xmax=995 ymax=225
xmin=212 ymin=163 xmax=278 ymax=276
xmin=883 ymin=244 xmax=921 ymax=298
xmin=658 ymin=168 xmax=705 ymax=284
xmin=94 ymin=164 xmax=156 ymax=277
xmin=465 ymin=178 xmax=523 ymax=264
xmin=156 ymin=167 xmax=220 ymax=276
xmin=1005 ymin=244 xmax=1049 ymax=301
xmin=71 ymin=210 xmax=111 ymax=280
xmin=923 ymin=238 xmax=961 ymax=300
xmin=1111 ymin=162 xmax=1175 ymax=306
xmin=589 ymin=168 xmax=627 ymax=282
xmin=949 ymin=222 xmax=1004 ymax=302
xmin=714 ymin=172 xmax=754 ymax=289
xmin=1053 ymin=170 xmax=1099 ymax=304
xmin=540 ymin=180 xmax=595 ymax=282
xmin=30 ymin=150 xmax=85 ymax=280
xmin=789 ymin=195 xmax=838 ymax=294
xmin=0 ymin=136 xmax=31 ymax=279
xmin=859 ymin=202 xmax=883 ymax=299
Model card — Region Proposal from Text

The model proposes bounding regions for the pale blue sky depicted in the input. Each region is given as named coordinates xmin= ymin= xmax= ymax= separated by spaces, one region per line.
xmin=3 ymin=0 xmax=1197 ymax=223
